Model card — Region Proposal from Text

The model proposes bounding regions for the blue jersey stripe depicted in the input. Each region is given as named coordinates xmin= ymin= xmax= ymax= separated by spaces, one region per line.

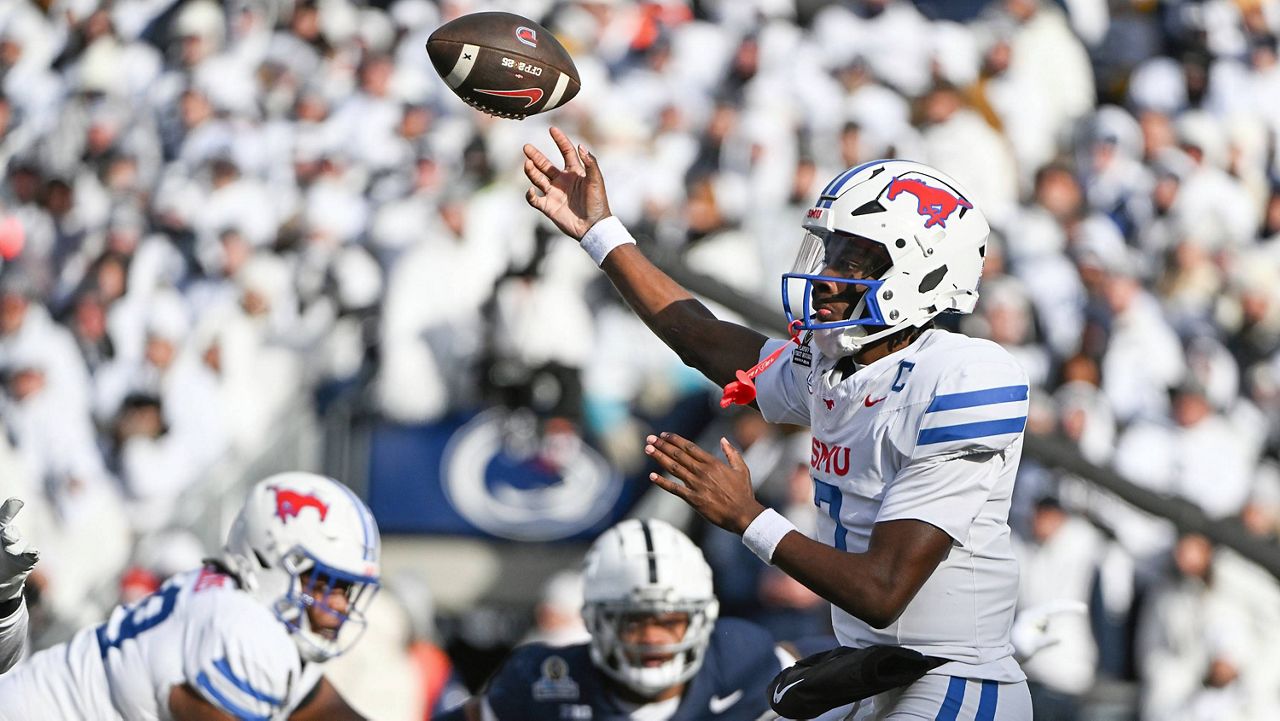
xmin=975 ymin=680 xmax=999 ymax=721
xmin=213 ymin=658 xmax=282 ymax=705
xmin=926 ymin=385 xmax=1028 ymax=413
xmin=196 ymin=671 xmax=271 ymax=721
xmin=934 ymin=676 xmax=967 ymax=721
xmin=917 ymin=417 xmax=1027 ymax=446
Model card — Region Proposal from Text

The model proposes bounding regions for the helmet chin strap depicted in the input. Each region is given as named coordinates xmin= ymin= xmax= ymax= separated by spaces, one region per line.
xmin=810 ymin=297 xmax=891 ymax=358
xmin=812 ymin=299 xmax=929 ymax=360
xmin=620 ymin=652 xmax=690 ymax=697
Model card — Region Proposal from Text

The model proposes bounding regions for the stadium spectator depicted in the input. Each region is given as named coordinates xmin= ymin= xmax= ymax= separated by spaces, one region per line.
xmin=1014 ymin=496 xmax=1103 ymax=719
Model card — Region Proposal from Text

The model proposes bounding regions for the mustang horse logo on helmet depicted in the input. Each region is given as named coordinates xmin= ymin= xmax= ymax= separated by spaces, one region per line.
xmin=885 ymin=176 xmax=972 ymax=229
xmin=272 ymin=487 xmax=330 ymax=523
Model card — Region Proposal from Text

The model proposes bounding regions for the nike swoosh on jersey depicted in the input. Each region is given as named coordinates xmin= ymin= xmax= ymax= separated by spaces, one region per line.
xmin=709 ymin=689 xmax=743 ymax=714
xmin=864 ymin=395 xmax=886 ymax=407
xmin=772 ymin=678 xmax=803 ymax=704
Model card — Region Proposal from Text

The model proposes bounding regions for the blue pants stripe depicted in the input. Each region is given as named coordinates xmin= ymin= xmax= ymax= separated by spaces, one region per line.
xmin=934 ymin=676 xmax=967 ymax=721
xmin=975 ymin=679 xmax=999 ymax=721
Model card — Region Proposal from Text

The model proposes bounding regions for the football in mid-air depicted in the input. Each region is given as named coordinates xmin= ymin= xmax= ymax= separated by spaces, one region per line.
xmin=427 ymin=12 xmax=580 ymax=120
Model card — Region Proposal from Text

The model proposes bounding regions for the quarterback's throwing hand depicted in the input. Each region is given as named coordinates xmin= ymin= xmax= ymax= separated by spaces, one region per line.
xmin=523 ymin=126 xmax=612 ymax=241
xmin=0 ymin=498 xmax=39 ymax=603
xmin=645 ymin=433 xmax=765 ymax=535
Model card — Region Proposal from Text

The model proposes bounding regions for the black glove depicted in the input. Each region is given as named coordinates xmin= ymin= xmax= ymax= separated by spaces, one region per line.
xmin=767 ymin=645 xmax=945 ymax=718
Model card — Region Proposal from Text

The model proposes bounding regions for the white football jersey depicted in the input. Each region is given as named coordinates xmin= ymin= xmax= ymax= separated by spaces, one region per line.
xmin=754 ymin=328 xmax=1029 ymax=682
xmin=0 ymin=567 xmax=322 ymax=721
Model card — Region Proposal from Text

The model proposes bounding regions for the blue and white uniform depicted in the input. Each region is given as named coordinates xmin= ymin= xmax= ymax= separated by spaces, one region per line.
xmin=476 ymin=618 xmax=786 ymax=721
xmin=755 ymin=328 xmax=1033 ymax=720
xmin=0 ymin=567 xmax=322 ymax=721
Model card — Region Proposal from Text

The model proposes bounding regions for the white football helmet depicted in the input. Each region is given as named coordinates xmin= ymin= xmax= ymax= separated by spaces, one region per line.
xmin=222 ymin=472 xmax=381 ymax=662
xmin=581 ymin=519 xmax=719 ymax=698
xmin=784 ymin=159 xmax=991 ymax=357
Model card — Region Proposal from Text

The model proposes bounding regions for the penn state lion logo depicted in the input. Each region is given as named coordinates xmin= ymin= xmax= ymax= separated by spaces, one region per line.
xmin=441 ymin=409 xmax=623 ymax=541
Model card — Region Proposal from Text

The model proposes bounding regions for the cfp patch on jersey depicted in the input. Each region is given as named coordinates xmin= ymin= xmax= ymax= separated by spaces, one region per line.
xmin=532 ymin=656 xmax=580 ymax=702
xmin=792 ymin=337 xmax=813 ymax=368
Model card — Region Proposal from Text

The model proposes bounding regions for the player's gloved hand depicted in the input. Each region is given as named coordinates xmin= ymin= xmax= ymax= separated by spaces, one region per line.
xmin=1011 ymin=599 xmax=1087 ymax=661
xmin=523 ymin=126 xmax=613 ymax=241
xmin=0 ymin=498 xmax=39 ymax=603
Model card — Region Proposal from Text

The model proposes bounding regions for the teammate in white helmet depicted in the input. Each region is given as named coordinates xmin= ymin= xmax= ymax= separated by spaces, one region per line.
xmin=0 ymin=472 xmax=381 ymax=720
xmin=523 ymin=128 xmax=1033 ymax=719
xmin=443 ymin=518 xmax=806 ymax=721
xmin=0 ymin=497 xmax=39 ymax=673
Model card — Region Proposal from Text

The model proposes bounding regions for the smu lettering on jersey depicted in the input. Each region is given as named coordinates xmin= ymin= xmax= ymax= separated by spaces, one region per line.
xmin=481 ymin=618 xmax=781 ymax=721
xmin=0 ymin=566 xmax=320 ymax=721
xmin=753 ymin=329 xmax=1028 ymax=682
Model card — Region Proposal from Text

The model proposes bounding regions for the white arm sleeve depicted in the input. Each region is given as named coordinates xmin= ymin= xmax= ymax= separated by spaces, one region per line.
xmin=878 ymin=357 xmax=1029 ymax=543
xmin=877 ymin=451 xmax=1005 ymax=544
xmin=752 ymin=339 xmax=812 ymax=426
xmin=0 ymin=599 xmax=28 ymax=673
xmin=182 ymin=591 xmax=302 ymax=719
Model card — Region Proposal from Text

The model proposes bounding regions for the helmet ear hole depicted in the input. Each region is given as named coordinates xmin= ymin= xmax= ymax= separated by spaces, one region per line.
xmin=919 ymin=266 xmax=948 ymax=294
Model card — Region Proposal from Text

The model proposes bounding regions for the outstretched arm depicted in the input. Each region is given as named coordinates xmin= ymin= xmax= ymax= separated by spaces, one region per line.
xmin=523 ymin=127 xmax=767 ymax=387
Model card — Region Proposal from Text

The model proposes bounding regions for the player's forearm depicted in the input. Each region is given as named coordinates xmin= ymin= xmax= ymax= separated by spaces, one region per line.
xmin=769 ymin=532 xmax=906 ymax=629
xmin=766 ymin=518 xmax=951 ymax=630
xmin=600 ymin=242 xmax=767 ymax=386
xmin=288 ymin=678 xmax=368 ymax=721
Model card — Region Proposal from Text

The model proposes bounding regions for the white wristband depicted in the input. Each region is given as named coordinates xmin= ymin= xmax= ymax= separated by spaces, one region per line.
xmin=579 ymin=216 xmax=635 ymax=266
xmin=742 ymin=508 xmax=797 ymax=565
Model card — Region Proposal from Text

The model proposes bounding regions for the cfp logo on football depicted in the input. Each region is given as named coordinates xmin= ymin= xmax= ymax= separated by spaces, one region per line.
xmin=441 ymin=409 xmax=623 ymax=541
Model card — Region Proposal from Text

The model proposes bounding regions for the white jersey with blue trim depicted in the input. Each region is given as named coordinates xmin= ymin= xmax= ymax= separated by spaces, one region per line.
xmin=0 ymin=567 xmax=322 ymax=721
xmin=753 ymin=328 xmax=1028 ymax=682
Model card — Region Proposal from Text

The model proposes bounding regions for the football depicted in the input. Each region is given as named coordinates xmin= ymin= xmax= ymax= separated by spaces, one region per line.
xmin=427 ymin=12 xmax=580 ymax=120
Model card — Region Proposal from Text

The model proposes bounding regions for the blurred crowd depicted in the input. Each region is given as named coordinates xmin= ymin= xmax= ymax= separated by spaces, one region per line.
xmin=1 ymin=0 xmax=1280 ymax=719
